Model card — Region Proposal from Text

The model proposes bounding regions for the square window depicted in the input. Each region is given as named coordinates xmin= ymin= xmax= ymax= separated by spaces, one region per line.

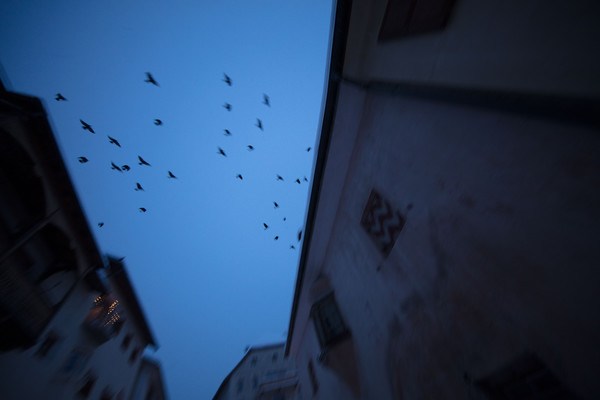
xmin=311 ymin=293 xmax=349 ymax=348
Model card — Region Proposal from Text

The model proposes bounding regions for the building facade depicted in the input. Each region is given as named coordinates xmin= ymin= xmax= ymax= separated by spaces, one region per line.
xmin=213 ymin=343 xmax=298 ymax=400
xmin=0 ymin=80 xmax=167 ymax=399
xmin=286 ymin=0 xmax=600 ymax=399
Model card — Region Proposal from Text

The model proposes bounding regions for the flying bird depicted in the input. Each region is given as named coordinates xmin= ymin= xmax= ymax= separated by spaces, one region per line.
xmin=77 ymin=157 xmax=88 ymax=163
xmin=154 ymin=119 xmax=162 ymax=126
xmin=236 ymin=174 xmax=243 ymax=180
xmin=298 ymin=230 xmax=302 ymax=242
xmin=144 ymin=72 xmax=159 ymax=86
xmin=138 ymin=155 xmax=151 ymax=166
xmin=296 ymin=179 xmax=301 ymax=184
xmin=263 ymin=94 xmax=270 ymax=106
xmin=276 ymin=175 xmax=284 ymax=181
xmin=274 ymin=236 xmax=279 ymax=241
xmin=224 ymin=129 xmax=232 ymax=136
xmin=139 ymin=207 xmax=147 ymax=213
xmin=108 ymin=135 xmax=121 ymax=147
xmin=304 ymin=176 xmax=308 ymax=182
xmin=290 ymin=245 xmax=296 ymax=250
xmin=218 ymin=147 xmax=227 ymax=157
xmin=307 ymin=147 xmax=312 ymax=152
xmin=111 ymin=162 xmax=122 ymax=172
xmin=122 ymin=165 xmax=131 ymax=171
xmin=55 ymin=93 xmax=67 ymax=101
xmin=263 ymin=223 xmax=268 ymax=230
xmin=256 ymin=119 xmax=263 ymax=130
xmin=80 ymin=120 xmax=94 ymax=134
xmin=283 ymin=217 xmax=287 ymax=221
xmin=98 ymin=222 xmax=104 ymax=228
xmin=247 ymin=145 xmax=254 ymax=151
xmin=273 ymin=202 xmax=279 ymax=209
xmin=223 ymin=103 xmax=232 ymax=111
xmin=223 ymin=73 xmax=232 ymax=86
xmin=168 ymin=171 xmax=177 ymax=179
xmin=134 ymin=182 xmax=144 ymax=191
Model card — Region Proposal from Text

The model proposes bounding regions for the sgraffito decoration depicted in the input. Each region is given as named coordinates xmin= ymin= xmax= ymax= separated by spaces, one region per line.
xmin=360 ymin=189 xmax=405 ymax=256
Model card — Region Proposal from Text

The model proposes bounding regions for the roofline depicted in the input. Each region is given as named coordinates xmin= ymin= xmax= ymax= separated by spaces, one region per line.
xmin=284 ymin=0 xmax=353 ymax=357
xmin=212 ymin=342 xmax=286 ymax=399
xmin=106 ymin=256 xmax=157 ymax=347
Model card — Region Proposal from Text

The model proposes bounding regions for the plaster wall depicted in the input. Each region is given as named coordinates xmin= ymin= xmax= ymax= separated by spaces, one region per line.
xmin=289 ymin=82 xmax=600 ymax=399
xmin=345 ymin=0 xmax=600 ymax=97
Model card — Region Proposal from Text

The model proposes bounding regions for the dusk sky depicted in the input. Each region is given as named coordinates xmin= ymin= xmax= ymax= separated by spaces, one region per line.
xmin=0 ymin=1 xmax=334 ymax=398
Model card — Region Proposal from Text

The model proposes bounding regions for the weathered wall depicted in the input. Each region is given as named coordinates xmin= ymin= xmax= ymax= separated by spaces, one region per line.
xmin=289 ymin=80 xmax=600 ymax=399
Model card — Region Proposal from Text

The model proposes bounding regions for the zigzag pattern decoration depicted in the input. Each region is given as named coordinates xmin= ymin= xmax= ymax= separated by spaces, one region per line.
xmin=360 ymin=189 xmax=405 ymax=256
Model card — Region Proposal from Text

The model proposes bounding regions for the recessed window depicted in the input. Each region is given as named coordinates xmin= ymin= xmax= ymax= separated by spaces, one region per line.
xmin=311 ymin=293 xmax=349 ymax=348
xmin=308 ymin=360 xmax=319 ymax=395
xmin=77 ymin=371 xmax=97 ymax=398
xmin=475 ymin=353 xmax=578 ymax=399
xmin=121 ymin=334 xmax=132 ymax=351
xmin=378 ymin=0 xmax=457 ymax=42
xmin=360 ymin=189 xmax=405 ymax=256
xmin=35 ymin=332 xmax=59 ymax=358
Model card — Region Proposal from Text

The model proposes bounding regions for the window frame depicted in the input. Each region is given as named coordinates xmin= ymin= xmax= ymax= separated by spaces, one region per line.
xmin=310 ymin=293 xmax=350 ymax=349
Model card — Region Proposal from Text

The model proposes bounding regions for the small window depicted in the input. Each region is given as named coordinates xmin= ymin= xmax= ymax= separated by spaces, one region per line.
xmin=78 ymin=371 xmax=97 ymax=398
xmin=311 ymin=293 xmax=349 ymax=348
xmin=475 ymin=353 xmax=578 ymax=399
xmin=272 ymin=352 xmax=278 ymax=362
xmin=251 ymin=356 xmax=257 ymax=366
xmin=121 ymin=334 xmax=132 ymax=351
xmin=35 ymin=332 xmax=59 ymax=358
xmin=129 ymin=346 xmax=141 ymax=364
xmin=360 ymin=189 xmax=405 ymax=256
xmin=308 ymin=360 xmax=319 ymax=395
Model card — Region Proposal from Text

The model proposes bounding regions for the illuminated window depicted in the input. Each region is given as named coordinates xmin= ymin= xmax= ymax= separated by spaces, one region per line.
xmin=83 ymin=294 xmax=124 ymax=342
xmin=311 ymin=293 xmax=349 ymax=348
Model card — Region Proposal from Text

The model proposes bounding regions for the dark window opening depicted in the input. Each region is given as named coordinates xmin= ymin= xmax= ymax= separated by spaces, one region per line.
xmin=35 ymin=332 xmax=59 ymax=358
xmin=251 ymin=356 xmax=257 ymax=366
xmin=311 ymin=293 xmax=349 ymax=348
xmin=272 ymin=352 xmax=278 ymax=362
xmin=475 ymin=353 xmax=578 ymax=399
xmin=308 ymin=359 xmax=319 ymax=395
xmin=129 ymin=346 xmax=141 ymax=364
xmin=121 ymin=334 xmax=132 ymax=351
xmin=379 ymin=0 xmax=457 ymax=42
xmin=77 ymin=372 xmax=97 ymax=398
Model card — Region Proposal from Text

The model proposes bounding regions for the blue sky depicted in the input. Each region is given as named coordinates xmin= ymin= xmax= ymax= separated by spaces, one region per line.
xmin=0 ymin=1 xmax=333 ymax=397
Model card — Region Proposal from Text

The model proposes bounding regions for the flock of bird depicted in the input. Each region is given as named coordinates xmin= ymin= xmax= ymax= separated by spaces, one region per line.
xmin=215 ymin=73 xmax=308 ymax=249
xmin=55 ymin=72 xmax=310 ymax=250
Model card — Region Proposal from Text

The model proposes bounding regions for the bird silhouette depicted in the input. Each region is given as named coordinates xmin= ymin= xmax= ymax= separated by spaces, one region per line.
xmin=290 ymin=245 xmax=296 ymax=249
xmin=304 ymin=176 xmax=308 ymax=182
xmin=256 ymin=119 xmax=263 ymax=130
xmin=138 ymin=156 xmax=151 ymax=166
xmin=55 ymin=93 xmax=67 ymax=101
xmin=223 ymin=103 xmax=232 ymax=111
xmin=263 ymin=94 xmax=270 ymax=107
xmin=283 ymin=217 xmax=287 ymax=221
xmin=111 ymin=162 xmax=122 ymax=172
xmin=247 ymin=145 xmax=254 ymax=151
xmin=223 ymin=73 xmax=232 ymax=86
xmin=154 ymin=119 xmax=162 ymax=126
xmin=80 ymin=120 xmax=95 ymax=134
xmin=274 ymin=202 xmax=279 ymax=209
xmin=98 ymin=222 xmax=104 ymax=228
xmin=122 ymin=165 xmax=131 ymax=171
xmin=276 ymin=175 xmax=284 ymax=181
xmin=224 ymin=129 xmax=232 ymax=136
xmin=77 ymin=157 xmax=88 ymax=163
xmin=168 ymin=171 xmax=177 ymax=179
xmin=263 ymin=223 xmax=269 ymax=230
xmin=236 ymin=174 xmax=243 ymax=180
xmin=134 ymin=182 xmax=144 ymax=191
xmin=145 ymin=72 xmax=159 ymax=86
xmin=307 ymin=147 xmax=312 ymax=152
xmin=296 ymin=178 xmax=301 ymax=184
xmin=139 ymin=207 xmax=147 ymax=213
xmin=298 ymin=230 xmax=302 ymax=241
xmin=218 ymin=147 xmax=227 ymax=157
xmin=274 ymin=236 xmax=279 ymax=240
xmin=108 ymin=135 xmax=121 ymax=147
